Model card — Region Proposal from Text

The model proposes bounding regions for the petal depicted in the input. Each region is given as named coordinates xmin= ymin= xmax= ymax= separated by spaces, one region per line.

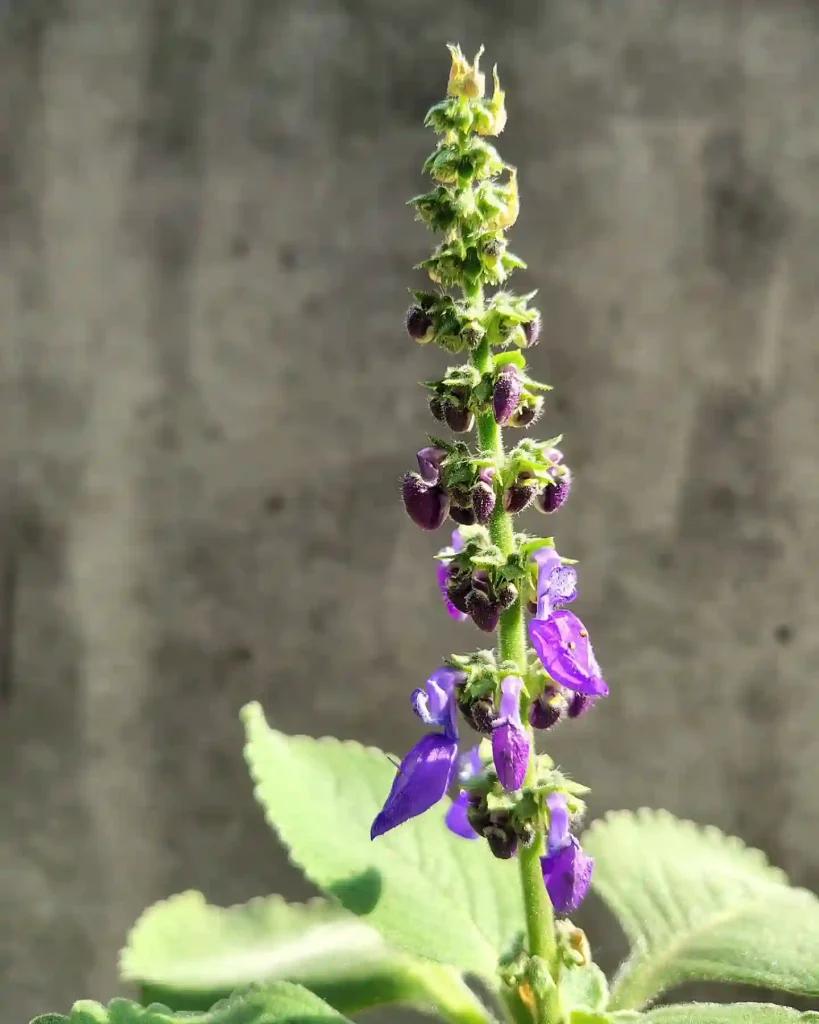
xmin=529 ymin=611 xmax=609 ymax=696
xmin=371 ymin=733 xmax=458 ymax=839
xmin=546 ymin=791 xmax=570 ymax=853
xmin=412 ymin=667 xmax=464 ymax=737
xmin=445 ymin=791 xmax=479 ymax=840
xmin=536 ymin=565 xmax=578 ymax=617
xmin=498 ymin=674 xmax=524 ymax=723
xmin=458 ymin=744 xmax=484 ymax=782
xmin=492 ymin=720 xmax=530 ymax=791
xmin=541 ymin=837 xmax=594 ymax=913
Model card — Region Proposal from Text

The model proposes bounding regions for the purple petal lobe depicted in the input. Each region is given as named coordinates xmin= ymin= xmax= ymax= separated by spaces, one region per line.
xmin=412 ymin=667 xmax=463 ymax=738
xmin=541 ymin=837 xmax=594 ymax=913
xmin=371 ymin=733 xmax=458 ymax=839
xmin=529 ymin=611 xmax=609 ymax=696
xmin=416 ymin=446 xmax=448 ymax=485
xmin=492 ymin=721 xmax=529 ymax=791
xmin=546 ymin=792 xmax=570 ymax=853
xmin=445 ymin=791 xmax=479 ymax=839
xmin=459 ymin=745 xmax=484 ymax=781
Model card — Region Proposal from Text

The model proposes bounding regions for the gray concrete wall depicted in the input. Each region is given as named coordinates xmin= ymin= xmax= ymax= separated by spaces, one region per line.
xmin=1 ymin=0 xmax=818 ymax=1019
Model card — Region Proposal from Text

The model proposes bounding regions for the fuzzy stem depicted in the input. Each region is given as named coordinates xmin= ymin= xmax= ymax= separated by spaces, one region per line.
xmin=468 ymin=293 xmax=559 ymax=1024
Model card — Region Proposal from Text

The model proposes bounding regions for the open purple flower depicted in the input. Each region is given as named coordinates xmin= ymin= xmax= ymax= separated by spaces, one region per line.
xmin=436 ymin=529 xmax=469 ymax=622
xmin=371 ymin=667 xmax=464 ymax=839
xmin=530 ymin=610 xmax=608 ymax=696
xmin=492 ymin=675 xmax=529 ymax=791
xmin=529 ymin=548 xmax=608 ymax=697
xmin=540 ymin=792 xmax=594 ymax=913
xmin=445 ymin=746 xmax=483 ymax=840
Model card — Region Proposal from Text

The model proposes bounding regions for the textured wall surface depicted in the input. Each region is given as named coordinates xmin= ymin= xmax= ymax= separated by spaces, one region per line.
xmin=1 ymin=0 xmax=818 ymax=1019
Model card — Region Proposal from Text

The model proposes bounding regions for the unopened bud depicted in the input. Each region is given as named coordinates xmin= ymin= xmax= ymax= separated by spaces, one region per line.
xmin=567 ymin=693 xmax=594 ymax=719
xmin=401 ymin=472 xmax=449 ymax=531
xmin=459 ymin=695 xmax=497 ymax=735
xmin=446 ymin=571 xmax=473 ymax=615
xmin=504 ymin=472 xmax=537 ymax=514
xmin=446 ymin=44 xmax=486 ymax=100
xmin=497 ymin=583 xmax=518 ymax=610
xmin=466 ymin=589 xmax=501 ymax=633
xmin=529 ymin=689 xmax=564 ymax=731
xmin=466 ymin=793 xmax=491 ymax=834
xmin=472 ymin=468 xmax=497 ymax=525
xmin=416 ymin=446 xmax=447 ymax=485
xmin=444 ymin=403 xmax=475 ymax=433
xmin=509 ymin=396 xmax=543 ymax=428
xmin=484 ymin=812 xmax=518 ymax=859
xmin=405 ymin=305 xmax=434 ymax=343
xmin=522 ymin=310 xmax=541 ymax=347
xmin=450 ymin=505 xmax=477 ymax=526
xmin=536 ymin=469 xmax=572 ymax=514
xmin=492 ymin=365 xmax=523 ymax=425
xmin=429 ymin=396 xmax=445 ymax=422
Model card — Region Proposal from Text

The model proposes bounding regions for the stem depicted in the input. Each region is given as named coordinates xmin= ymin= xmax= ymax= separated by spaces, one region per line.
xmin=468 ymin=301 xmax=560 ymax=1023
xmin=406 ymin=962 xmax=502 ymax=1024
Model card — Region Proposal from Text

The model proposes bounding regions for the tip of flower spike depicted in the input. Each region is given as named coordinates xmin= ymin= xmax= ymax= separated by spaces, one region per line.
xmin=446 ymin=42 xmax=486 ymax=99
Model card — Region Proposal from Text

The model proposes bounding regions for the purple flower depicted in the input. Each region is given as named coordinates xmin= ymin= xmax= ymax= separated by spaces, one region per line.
xmin=540 ymin=792 xmax=594 ymax=913
xmin=371 ymin=667 xmax=465 ymax=839
xmin=567 ymin=692 xmax=595 ymax=719
xmin=536 ymin=468 xmax=572 ymax=514
xmin=445 ymin=747 xmax=483 ymax=840
xmin=416 ymin=446 xmax=448 ymax=485
xmin=530 ymin=610 xmax=608 ymax=696
xmin=532 ymin=547 xmax=578 ymax=618
xmin=436 ymin=530 xmax=469 ymax=622
xmin=522 ymin=310 xmax=541 ymax=347
xmin=402 ymin=472 xmax=449 ymax=531
xmin=541 ymin=837 xmax=594 ymax=913
xmin=492 ymin=676 xmax=530 ymax=791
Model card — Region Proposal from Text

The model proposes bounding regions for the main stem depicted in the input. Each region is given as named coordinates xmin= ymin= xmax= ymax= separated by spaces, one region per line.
xmin=467 ymin=290 xmax=559 ymax=1023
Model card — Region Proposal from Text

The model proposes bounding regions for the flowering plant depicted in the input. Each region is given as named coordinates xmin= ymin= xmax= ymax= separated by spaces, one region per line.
xmin=32 ymin=45 xmax=819 ymax=1024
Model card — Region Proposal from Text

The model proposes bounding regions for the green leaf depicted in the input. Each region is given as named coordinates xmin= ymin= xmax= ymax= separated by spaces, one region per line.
xmin=560 ymin=963 xmax=609 ymax=1014
xmin=241 ymin=702 xmax=524 ymax=978
xmin=30 ymin=982 xmax=350 ymax=1024
xmin=584 ymin=810 xmax=819 ymax=1010
xmin=645 ymin=1004 xmax=819 ymax=1024
xmin=121 ymin=891 xmax=472 ymax=1015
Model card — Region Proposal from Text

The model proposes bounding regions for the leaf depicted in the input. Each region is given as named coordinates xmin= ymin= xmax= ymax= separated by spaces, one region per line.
xmin=241 ymin=702 xmax=524 ymax=978
xmin=560 ymin=963 xmax=609 ymax=1014
xmin=122 ymin=891 xmax=464 ymax=1015
xmin=30 ymin=982 xmax=350 ymax=1024
xmin=645 ymin=1004 xmax=819 ymax=1024
xmin=584 ymin=810 xmax=819 ymax=1010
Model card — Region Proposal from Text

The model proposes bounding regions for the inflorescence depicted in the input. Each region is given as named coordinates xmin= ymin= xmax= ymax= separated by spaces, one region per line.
xmin=371 ymin=45 xmax=606 ymax=920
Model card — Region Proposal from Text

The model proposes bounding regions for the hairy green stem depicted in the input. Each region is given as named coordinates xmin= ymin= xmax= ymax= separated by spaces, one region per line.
xmin=468 ymin=308 xmax=559 ymax=1023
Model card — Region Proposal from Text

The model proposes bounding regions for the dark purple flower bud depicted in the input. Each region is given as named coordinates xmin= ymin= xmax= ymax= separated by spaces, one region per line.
xmin=406 ymin=305 xmax=434 ymax=342
xmin=370 ymin=732 xmax=459 ymax=839
xmin=529 ymin=688 xmax=564 ymax=730
xmin=492 ymin=366 xmax=523 ymax=425
xmin=522 ymin=310 xmax=541 ymax=347
xmin=436 ymin=530 xmax=469 ymax=622
xmin=509 ymin=397 xmax=543 ymax=428
xmin=541 ymin=836 xmax=594 ymax=913
xmin=466 ymin=792 xmax=492 ymax=835
xmin=472 ymin=468 xmax=497 ymax=525
xmin=529 ymin=610 xmax=609 ymax=696
xmin=497 ymin=583 xmax=518 ymax=610
xmin=444 ymin=404 xmax=475 ymax=433
xmin=536 ymin=469 xmax=572 ymax=514
xmin=416 ymin=446 xmax=448 ymax=485
xmin=567 ymin=692 xmax=595 ymax=719
xmin=485 ymin=813 xmax=519 ymax=860
xmin=449 ymin=505 xmax=477 ymax=526
xmin=429 ymin=396 xmax=445 ymax=422
xmin=504 ymin=472 xmax=538 ymax=514
xmin=492 ymin=675 xmax=529 ymax=791
xmin=466 ymin=589 xmax=501 ymax=633
xmin=402 ymin=472 xmax=450 ymax=531
xmin=458 ymin=694 xmax=496 ymax=735
xmin=446 ymin=572 xmax=473 ymax=615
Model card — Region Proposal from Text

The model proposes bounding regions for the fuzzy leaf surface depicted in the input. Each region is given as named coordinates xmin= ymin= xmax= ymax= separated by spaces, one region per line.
xmin=645 ymin=1004 xmax=819 ymax=1024
xmin=241 ymin=702 xmax=523 ymax=978
xmin=30 ymin=982 xmax=350 ymax=1024
xmin=584 ymin=810 xmax=819 ymax=1010
xmin=120 ymin=890 xmax=468 ymax=1014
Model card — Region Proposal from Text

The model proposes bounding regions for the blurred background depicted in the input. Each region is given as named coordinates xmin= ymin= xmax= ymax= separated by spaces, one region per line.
xmin=1 ymin=0 xmax=818 ymax=1019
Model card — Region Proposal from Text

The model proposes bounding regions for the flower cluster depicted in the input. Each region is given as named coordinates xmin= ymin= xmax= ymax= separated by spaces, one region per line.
xmin=373 ymin=45 xmax=605 ymax=922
